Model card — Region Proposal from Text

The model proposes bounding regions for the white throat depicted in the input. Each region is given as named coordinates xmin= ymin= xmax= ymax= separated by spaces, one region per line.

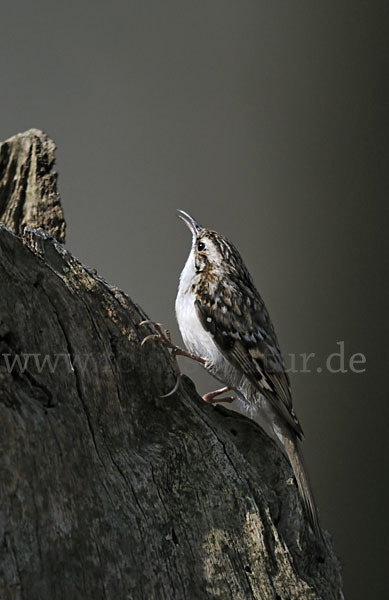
xmin=177 ymin=246 xmax=196 ymax=295
xmin=175 ymin=245 xmax=214 ymax=360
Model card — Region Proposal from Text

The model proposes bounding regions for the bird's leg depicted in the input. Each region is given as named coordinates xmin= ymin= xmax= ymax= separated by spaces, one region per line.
xmin=202 ymin=386 xmax=235 ymax=404
xmin=138 ymin=320 xmax=206 ymax=397
xmin=138 ymin=320 xmax=206 ymax=363
xmin=139 ymin=321 xmax=235 ymax=403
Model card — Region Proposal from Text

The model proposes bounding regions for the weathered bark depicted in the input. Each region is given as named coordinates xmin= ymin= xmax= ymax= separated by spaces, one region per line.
xmin=0 ymin=130 xmax=65 ymax=242
xmin=0 ymin=130 xmax=343 ymax=600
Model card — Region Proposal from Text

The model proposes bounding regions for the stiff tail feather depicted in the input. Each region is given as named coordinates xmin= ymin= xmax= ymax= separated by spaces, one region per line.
xmin=281 ymin=434 xmax=324 ymax=543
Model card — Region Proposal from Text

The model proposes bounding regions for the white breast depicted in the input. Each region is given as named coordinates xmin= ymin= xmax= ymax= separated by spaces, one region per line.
xmin=175 ymin=289 xmax=218 ymax=360
xmin=175 ymin=248 xmax=221 ymax=364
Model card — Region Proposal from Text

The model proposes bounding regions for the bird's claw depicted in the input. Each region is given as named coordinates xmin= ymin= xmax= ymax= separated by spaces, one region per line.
xmin=203 ymin=395 xmax=236 ymax=404
xmin=138 ymin=319 xmax=206 ymax=398
xmin=138 ymin=319 xmax=184 ymax=398
xmin=138 ymin=320 xmax=206 ymax=364
xmin=159 ymin=372 xmax=183 ymax=398
xmin=202 ymin=386 xmax=235 ymax=404
xmin=138 ymin=320 xmax=173 ymax=347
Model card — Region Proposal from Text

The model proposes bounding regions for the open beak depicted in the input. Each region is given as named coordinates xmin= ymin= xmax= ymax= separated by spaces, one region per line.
xmin=177 ymin=210 xmax=202 ymax=236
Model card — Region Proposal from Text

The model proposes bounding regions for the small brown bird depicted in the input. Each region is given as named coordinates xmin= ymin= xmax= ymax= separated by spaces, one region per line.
xmin=142 ymin=210 xmax=322 ymax=540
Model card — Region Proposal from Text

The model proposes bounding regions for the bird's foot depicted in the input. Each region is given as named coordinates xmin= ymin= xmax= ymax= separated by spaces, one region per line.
xmin=138 ymin=320 xmax=205 ymax=363
xmin=203 ymin=386 xmax=235 ymax=404
xmin=139 ymin=320 xmax=172 ymax=349
xmin=138 ymin=320 xmax=205 ymax=398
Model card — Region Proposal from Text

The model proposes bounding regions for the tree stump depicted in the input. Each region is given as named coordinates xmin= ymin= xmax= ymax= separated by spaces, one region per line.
xmin=0 ymin=130 xmax=343 ymax=599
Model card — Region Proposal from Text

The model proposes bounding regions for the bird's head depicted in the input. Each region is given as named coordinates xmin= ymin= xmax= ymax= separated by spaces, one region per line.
xmin=177 ymin=210 xmax=228 ymax=275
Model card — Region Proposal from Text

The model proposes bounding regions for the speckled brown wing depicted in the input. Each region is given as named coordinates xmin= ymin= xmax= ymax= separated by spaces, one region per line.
xmin=195 ymin=283 xmax=303 ymax=439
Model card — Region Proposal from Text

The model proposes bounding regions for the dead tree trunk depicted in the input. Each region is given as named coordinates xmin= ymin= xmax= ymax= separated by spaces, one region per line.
xmin=0 ymin=130 xmax=343 ymax=600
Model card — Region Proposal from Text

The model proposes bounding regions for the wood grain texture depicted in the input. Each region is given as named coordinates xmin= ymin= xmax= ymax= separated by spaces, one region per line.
xmin=0 ymin=129 xmax=65 ymax=242
xmin=0 ymin=130 xmax=343 ymax=600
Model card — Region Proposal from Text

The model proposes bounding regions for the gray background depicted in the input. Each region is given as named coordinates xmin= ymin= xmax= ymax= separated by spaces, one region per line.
xmin=1 ymin=1 xmax=388 ymax=597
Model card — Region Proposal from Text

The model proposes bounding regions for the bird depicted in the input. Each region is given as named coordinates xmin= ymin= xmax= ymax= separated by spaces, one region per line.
xmin=140 ymin=209 xmax=322 ymax=541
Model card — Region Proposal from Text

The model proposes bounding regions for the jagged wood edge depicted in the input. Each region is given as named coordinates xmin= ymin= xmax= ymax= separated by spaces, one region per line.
xmin=0 ymin=129 xmax=65 ymax=242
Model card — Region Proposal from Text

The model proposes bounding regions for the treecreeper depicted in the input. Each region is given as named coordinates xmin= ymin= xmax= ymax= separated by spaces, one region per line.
xmin=141 ymin=210 xmax=322 ymax=543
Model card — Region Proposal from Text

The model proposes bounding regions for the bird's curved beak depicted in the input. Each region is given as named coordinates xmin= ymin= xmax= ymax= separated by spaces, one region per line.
xmin=177 ymin=210 xmax=202 ymax=237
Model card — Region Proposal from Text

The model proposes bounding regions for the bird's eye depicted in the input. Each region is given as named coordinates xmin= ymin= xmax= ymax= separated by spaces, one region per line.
xmin=197 ymin=241 xmax=205 ymax=252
